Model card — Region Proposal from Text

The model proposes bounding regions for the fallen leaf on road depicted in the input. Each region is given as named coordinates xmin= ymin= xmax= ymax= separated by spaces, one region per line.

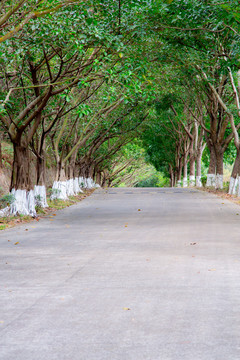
xmin=123 ymin=307 xmax=131 ymax=311
xmin=49 ymin=219 xmax=54 ymax=221
xmin=208 ymin=269 xmax=216 ymax=271
xmin=53 ymin=214 xmax=56 ymax=216
xmin=8 ymin=240 xmax=10 ymax=242
xmin=14 ymin=242 xmax=19 ymax=245
xmin=190 ymin=242 xmax=197 ymax=245
xmin=138 ymin=209 xmax=141 ymax=211
xmin=25 ymin=229 xmax=28 ymax=231
xmin=65 ymin=224 xmax=70 ymax=228
xmin=0 ymin=321 xmax=4 ymax=324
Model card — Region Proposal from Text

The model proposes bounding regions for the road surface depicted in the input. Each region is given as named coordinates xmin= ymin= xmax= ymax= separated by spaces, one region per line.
xmin=0 ymin=188 xmax=240 ymax=360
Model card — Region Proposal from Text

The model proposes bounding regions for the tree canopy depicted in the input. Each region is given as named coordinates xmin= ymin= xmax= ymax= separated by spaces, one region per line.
xmin=1 ymin=0 xmax=240 ymax=215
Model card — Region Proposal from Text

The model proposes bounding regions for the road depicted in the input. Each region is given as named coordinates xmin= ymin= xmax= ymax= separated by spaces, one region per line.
xmin=0 ymin=188 xmax=240 ymax=360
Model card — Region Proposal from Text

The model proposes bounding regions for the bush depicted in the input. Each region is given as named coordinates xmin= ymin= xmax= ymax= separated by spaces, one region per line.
xmin=0 ymin=194 xmax=15 ymax=208
xmin=135 ymin=172 xmax=169 ymax=187
xmin=201 ymin=175 xmax=207 ymax=187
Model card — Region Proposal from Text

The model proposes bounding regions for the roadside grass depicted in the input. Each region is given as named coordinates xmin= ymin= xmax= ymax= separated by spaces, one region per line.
xmin=45 ymin=190 xmax=94 ymax=211
xmin=0 ymin=189 xmax=95 ymax=230
xmin=0 ymin=214 xmax=33 ymax=230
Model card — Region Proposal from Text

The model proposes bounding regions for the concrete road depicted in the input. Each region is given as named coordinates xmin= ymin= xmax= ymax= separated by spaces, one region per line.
xmin=0 ymin=188 xmax=240 ymax=360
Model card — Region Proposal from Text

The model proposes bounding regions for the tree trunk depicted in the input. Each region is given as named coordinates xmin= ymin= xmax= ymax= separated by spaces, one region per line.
xmin=11 ymin=144 xmax=32 ymax=191
xmin=88 ymin=163 xmax=94 ymax=179
xmin=229 ymin=148 xmax=240 ymax=195
xmin=0 ymin=134 xmax=2 ymax=170
xmin=51 ymin=159 xmax=68 ymax=200
xmin=177 ymin=158 xmax=183 ymax=187
xmin=68 ymin=163 xmax=74 ymax=180
xmin=183 ymin=152 xmax=188 ymax=188
xmin=215 ymin=149 xmax=224 ymax=189
xmin=231 ymin=149 xmax=240 ymax=179
xmin=206 ymin=146 xmax=216 ymax=187
xmin=189 ymin=137 xmax=195 ymax=187
xmin=101 ymin=174 xmax=106 ymax=188
xmin=56 ymin=160 xmax=66 ymax=182
xmin=189 ymin=157 xmax=195 ymax=187
xmin=169 ymin=165 xmax=174 ymax=187
xmin=9 ymin=144 xmax=36 ymax=216
xmin=34 ymin=153 xmax=48 ymax=208
xmin=196 ymin=144 xmax=206 ymax=187
xmin=36 ymin=155 xmax=46 ymax=186
xmin=96 ymin=172 xmax=101 ymax=185
xmin=196 ymin=153 xmax=202 ymax=187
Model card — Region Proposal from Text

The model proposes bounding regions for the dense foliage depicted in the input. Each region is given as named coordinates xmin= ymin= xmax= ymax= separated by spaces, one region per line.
xmin=1 ymin=0 xmax=240 ymax=215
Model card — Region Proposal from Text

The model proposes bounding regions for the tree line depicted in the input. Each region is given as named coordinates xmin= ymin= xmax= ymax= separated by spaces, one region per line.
xmin=1 ymin=0 xmax=240 ymax=215
xmin=0 ymin=0 xmax=152 ymax=215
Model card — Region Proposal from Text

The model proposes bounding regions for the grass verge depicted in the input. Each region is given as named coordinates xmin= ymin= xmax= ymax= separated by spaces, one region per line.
xmin=0 ymin=189 xmax=95 ymax=230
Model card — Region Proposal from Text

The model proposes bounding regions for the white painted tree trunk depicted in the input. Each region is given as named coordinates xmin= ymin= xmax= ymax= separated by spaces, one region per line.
xmin=177 ymin=180 xmax=181 ymax=188
xmin=10 ymin=189 xmax=37 ymax=217
xmin=86 ymin=177 xmax=94 ymax=188
xmin=233 ymin=177 xmax=239 ymax=195
xmin=83 ymin=177 xmax=88 ymax=188
xmin=74 ymin=177 xmax=83 ymax=194
xmin=216 ymin=174 xmax=223 ymax=189
xmin=66 ymin=179 xmax=75 ymax=196
xmin=0 ymin=206 xmax=10 ymax=217
xmin=189 ymin=175 xmax=195 ymax=187
xmin=229 ymin=176 xmax=239 ymax=195
xmin=78 ymin=176 xmax=100 ymax=189
xmin=196 ymin=176 xmax=202 ymax=187
xmin=34 ymin=185 xmax=48 ymax=208
xmin=206 ymin=174 xmax=216 ymax=187
xmin=182 ymin=177 xmax=188 ymax=188
xmin=237 ymin=179 xmax=240 ymax=197
xmin=50 ymin=181 xmax=68 ymax=200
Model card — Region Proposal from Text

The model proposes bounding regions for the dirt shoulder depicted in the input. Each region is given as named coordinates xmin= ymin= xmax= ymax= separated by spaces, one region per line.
xmin=198 ymin=187 xmax=240 ymax=206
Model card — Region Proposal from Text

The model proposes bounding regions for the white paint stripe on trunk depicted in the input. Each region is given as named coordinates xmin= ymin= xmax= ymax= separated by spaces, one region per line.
xmin=182 ymin=177 xmax=188 ymax=188
xmin=216 ymin=174 xmax=223 ymax=189
xmin=196 ymin=176 xmax=202 ymax=187
xmin=189 ymin=175 xmax=195 ymax=187
xmin=206 ymin=174 xmax=216 ymax=187
xmin=177 ymin=180 xmax=181 ymax=188
xmin=51 ymin=181 xmax=68 ymax=200
xmin=233 ymin=177 xmax=239 ymax=195
xmin=66 ymin=179 xmax=75 ymax=196
xmin=10 ymin=189 xmax=36 ymax=217
xmin=34 ymin=185 xmax=48 ymax=208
